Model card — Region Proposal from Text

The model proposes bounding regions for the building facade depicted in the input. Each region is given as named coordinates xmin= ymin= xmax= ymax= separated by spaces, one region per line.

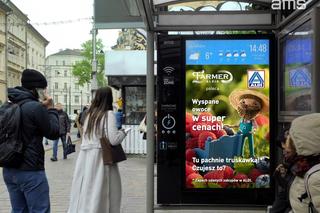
xmin=45 ymin=49 xmax=91 ymax=115
xmin=26 ymin=24 xmax=48 ymax=73
xmin=0 ymin=1 xmax=48 ymax=104
xmin=0 ymin=1 xmax=11 ymax=104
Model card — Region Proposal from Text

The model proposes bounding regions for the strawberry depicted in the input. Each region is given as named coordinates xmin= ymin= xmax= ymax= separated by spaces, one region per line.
xmin=186 ymin=137 xmax=198 ymax=149
xmin=186 ymin=124 xmax=193 ymax=134
xmin=233 ymin=173 xmax=250 ymax=188
xmin=190 ymin=122 xmax=208 ymax=138
xmin=255 ymin=114 xmax=269 ymax=126
xmin=198 ymin=112 xmax=213 ymax=125
xmin=186 ymin=149 xmax=196 ymax=162
xmin=186 ymin=173 xmax=206 ymax=188
xmin=186 ymin=112 xmax=194 ymax=125
xmin=248 ymin=168 xmax=263 ymax=182
xmin=186 ymin=112 xmax=194 ymax=133
xmin=212 ymin=129 xmax=227 ymax=139
xmin=186 ymin=162 xmax=197 ymax=176
xmin=223 ymin=166 xmax=234 ymax=179
xmin=204 ymin=170 xmax=226 ymax=188
xmin=198 ymin=131 xmax=216 ymax=149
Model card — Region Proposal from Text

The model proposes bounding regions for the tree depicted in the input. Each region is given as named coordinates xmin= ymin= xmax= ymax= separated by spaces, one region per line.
xmin=72 ymin=39 xmax=106 ymax=87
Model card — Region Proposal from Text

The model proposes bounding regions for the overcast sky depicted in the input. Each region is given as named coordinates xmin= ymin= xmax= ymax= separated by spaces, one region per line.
xmin=11 ymin=0 xmax=120 ymax=56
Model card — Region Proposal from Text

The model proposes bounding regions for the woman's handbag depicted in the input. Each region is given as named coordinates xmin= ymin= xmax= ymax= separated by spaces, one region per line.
xmin=66 ymin=136 xmax=76 ymax=155
xmin=100 ymin=135 xmax=127 ymax=165
xmin=100 ymin=117 xmax=127 ymax=165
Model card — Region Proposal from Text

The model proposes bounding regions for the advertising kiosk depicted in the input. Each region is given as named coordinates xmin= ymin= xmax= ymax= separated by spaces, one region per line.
xmin=157 ymin=35 xmax=276 ymax=205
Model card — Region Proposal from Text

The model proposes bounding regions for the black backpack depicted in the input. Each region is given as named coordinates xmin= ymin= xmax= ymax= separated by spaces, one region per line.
xmin=0 ymin=100 xmax=28 ymax=167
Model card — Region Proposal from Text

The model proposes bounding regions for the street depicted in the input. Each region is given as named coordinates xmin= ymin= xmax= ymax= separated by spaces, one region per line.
xmin=0 ymin=130 xmax=267 ymax=213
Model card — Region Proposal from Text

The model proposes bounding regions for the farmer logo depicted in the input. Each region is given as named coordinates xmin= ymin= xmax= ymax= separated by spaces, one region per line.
xmin=248 ymin=70 xmax=265 ymax=88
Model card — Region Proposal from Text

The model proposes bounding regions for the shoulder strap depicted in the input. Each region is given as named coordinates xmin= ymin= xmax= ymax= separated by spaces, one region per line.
xmin=304 ymin=163 xmax=320 ymax=206
xmin=102 ymin=113 xmax=109 ymax=139
xmin=16 ymin=99 xmax=30 ymax=107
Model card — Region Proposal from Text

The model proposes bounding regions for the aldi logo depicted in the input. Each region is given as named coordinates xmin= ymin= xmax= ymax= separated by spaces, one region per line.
xmin=248 ymin=70 xmax=265 ymax=88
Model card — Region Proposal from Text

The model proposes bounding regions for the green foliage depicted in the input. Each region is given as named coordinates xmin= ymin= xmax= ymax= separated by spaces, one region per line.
xmin=72 ymin=39 xmax=106 ymax=87
xmin=233 ymin=157 xmax=255 ymax=175
xmin=72 ymin=60 xmax=91 ymax=86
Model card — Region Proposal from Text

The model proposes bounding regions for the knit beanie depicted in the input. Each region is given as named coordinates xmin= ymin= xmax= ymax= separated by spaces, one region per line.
xmin=21 ymin=69 xmax=47 ymax=89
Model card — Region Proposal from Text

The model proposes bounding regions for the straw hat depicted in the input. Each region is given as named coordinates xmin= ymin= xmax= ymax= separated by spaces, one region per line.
xmin=229 ymin=89 xmax=269 ymax=113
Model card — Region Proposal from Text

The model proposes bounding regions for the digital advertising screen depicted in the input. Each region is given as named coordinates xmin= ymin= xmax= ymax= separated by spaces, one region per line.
xmin=280 ymin=21 xmax=312 ymax=113
xmin=185 ymin=39 xmax=271 ymax=190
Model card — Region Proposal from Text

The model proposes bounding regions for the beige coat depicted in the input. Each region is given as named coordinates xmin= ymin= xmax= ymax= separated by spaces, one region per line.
xmin=68 ymin=111 xmax=126 ymax=213
xmin=289 ymin=113 xmax=320 ymax=213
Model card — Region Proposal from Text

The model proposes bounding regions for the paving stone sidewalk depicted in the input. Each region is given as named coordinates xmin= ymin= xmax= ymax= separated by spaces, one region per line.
xmin=0 ymin=144 xmax=267 ymax=213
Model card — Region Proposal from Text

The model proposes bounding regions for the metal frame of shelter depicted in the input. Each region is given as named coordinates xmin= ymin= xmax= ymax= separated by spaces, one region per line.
xmin=93 ymin=0 xmax=320 ymax=212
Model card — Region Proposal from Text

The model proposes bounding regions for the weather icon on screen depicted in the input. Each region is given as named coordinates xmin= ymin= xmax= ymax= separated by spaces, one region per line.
xmin=233 ymin=52 xmax=239 ymax=57
xmin=226 ymin=52 xmax=232 ymax=57
xmin=240 ymin=52 xmax=247 ymax=57
xmin=189 ymin=52 xmax=200 ymax=60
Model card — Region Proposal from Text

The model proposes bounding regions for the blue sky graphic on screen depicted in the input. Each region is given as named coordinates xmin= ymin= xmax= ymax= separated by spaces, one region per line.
xmin=285 ymin=38 xmax=312 ymax=65
xmin=186 ymin=40 xmax=269 ymax=65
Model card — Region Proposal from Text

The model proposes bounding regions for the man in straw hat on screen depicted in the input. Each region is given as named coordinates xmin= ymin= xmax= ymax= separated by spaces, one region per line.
xmin=229 ymin=89 xmax=269 ymax=157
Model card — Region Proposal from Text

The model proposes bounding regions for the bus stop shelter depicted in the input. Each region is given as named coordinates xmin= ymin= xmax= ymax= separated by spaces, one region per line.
xmin=93 ymin=0 xmax=320 ymax=212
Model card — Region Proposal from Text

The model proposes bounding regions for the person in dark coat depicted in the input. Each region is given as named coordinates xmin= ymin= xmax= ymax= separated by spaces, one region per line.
xmin=50 ymin=103 xmax=71 ymax=161
xmin=3 ymin=69 xmax=60 ymax=213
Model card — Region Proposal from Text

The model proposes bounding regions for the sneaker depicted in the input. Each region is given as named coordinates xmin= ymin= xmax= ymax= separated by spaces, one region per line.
xmin=63 ymin=156 xmax=67 ymax=160
xmin=50 ymin=157 xmax=57 ymax=162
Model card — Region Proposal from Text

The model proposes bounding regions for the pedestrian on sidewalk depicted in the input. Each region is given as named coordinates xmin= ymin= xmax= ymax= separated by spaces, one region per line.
xmin=2 ymin=69 xmax=59 ymax=213
xmin=284 ymin=114 xmax=320 ymax=213
xmin=51 ymin=103 xmax=71 ymax=161
xmin=68 ymin=87 xmax=128 ymax=213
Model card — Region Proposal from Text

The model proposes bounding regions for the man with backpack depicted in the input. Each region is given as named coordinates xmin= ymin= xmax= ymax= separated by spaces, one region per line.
xmin=1 ymin=69 xmax=59 ymax=213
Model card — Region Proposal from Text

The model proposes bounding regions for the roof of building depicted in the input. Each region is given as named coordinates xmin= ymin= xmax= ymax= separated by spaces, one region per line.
xmin=27 ymin=23 xmax=49 ymax=46
xmin=0 ymin=1 xmax=12 ymax=12
xmin=49 ymin=49 xmax=83 ymax=57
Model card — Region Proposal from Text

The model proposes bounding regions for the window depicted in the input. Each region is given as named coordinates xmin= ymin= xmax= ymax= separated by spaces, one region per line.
xmin=64 ymin=83 xmax=67 ymax=90
xmin=64 ymin=70 xmax=68 ymax=77
xmin=87 ymin=96 xmax=90 ymax=103
xmin=75 ymin=84 xmax=79 ymax=90
xmin=124 ymin=86 xmax=146 ymax=124
xmin=87 ymin=84 xmax=90 ymax=90
xmin=64 ymin=95 xmax=67 ymax=104
xmin=62 ymin=60 xmax=65 ymax=66
xmin=75 ymin=96 xmax=79 ymax=104
xmin=54 ymin=82 xmax=58 ymax=89
xmin=55 ymin=70 xmax=59 ymax=76
xmin=54 ymin=95 xmax=58 ymax=103
xmin=56 ymin=60 xmax=58 ymax=65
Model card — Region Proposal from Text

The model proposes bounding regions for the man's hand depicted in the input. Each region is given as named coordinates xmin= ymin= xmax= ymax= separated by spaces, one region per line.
xmin=67 ymin=132 xmax=70 ymax=137
xmin=41 ymin=95 xmax=54 ymax=109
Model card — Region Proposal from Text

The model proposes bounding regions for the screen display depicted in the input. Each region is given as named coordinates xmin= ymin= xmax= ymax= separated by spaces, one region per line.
xmin=280 ymin=20 xmax=312 ymax=112
xmin=185 ymin=39 xmax=270 ymax=189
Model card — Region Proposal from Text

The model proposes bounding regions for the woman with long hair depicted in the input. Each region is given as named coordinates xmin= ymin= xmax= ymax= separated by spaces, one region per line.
xmin=68 ymin=87 xmax=127 ymax=213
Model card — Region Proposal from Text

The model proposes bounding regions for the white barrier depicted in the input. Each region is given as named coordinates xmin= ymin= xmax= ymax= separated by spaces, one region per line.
xmin=122 ymin=125 xmax=147 ymax=154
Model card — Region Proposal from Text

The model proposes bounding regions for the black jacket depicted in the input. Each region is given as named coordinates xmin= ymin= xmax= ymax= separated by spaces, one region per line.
xmin=8 ymin=87 xmax=59 ymax=170
xmin=57 ymin=110 xmax=71 ymax=135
